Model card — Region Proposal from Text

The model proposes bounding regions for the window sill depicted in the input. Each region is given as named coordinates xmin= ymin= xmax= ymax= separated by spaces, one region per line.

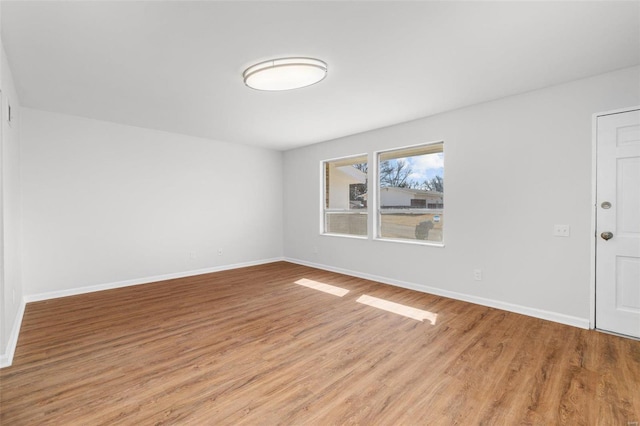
xmin=320 ymin=233 xmax=368 ymax=240
xmin=374 ymin=237 xmax=445 ymax=248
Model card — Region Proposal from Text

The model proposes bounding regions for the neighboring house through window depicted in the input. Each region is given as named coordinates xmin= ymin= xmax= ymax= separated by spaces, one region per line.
xmin=322 ymin=155 xmax=368 ymax=237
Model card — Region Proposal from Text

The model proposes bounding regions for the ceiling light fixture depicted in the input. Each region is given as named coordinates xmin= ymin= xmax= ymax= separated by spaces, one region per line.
xmin=243 ymin=57 xmax=327 ymax=91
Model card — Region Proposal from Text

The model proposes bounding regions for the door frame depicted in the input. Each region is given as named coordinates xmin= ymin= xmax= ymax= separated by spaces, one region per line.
xmin=590 ymin=105 xmax=640 ymax=330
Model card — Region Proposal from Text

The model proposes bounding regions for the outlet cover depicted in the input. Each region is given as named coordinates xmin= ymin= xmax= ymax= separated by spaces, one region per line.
xmin=553 ymin=225 xmax=571 ymax=237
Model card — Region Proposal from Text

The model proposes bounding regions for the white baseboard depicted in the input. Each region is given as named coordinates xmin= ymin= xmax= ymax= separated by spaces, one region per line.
xmin=24 ymin=257 xmax=284 ymax=303
xmin=0 ymin=298 xmax=26 ymax=369
xmin=0 ymin=257 xmax=284 ymax=368
xmin=284 ymin=257 xmax=590 ymax=330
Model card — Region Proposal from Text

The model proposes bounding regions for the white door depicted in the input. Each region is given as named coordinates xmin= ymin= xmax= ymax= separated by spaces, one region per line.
xmin=596 ymin=108 xmax=640 ymax=338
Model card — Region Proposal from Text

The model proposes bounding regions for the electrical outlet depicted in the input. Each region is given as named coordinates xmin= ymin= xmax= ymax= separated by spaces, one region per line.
xmin=473 ymin=269 xmax=482 ymax=281
xmin=218 ymin=249 xmax=223 ymax=256
xmin=189 ymin=251 xmax=196 ymax=260
xmin=312 ymin=246 xmax=318 ymax=255
xmin=553 ymin=225 xmax=571 ymax=237
xmin=12 ymin=288 xmax=16 ymax=304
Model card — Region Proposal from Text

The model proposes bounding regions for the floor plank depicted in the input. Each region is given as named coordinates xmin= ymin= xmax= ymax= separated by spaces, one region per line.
xmin=1 ymin=261 xmax=638 ymax=425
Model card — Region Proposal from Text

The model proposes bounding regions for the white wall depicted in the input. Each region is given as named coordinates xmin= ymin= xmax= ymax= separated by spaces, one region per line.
xmin=283 ymin=66 xmax=640 ymax=325
xmin=20 ymin=109 xmax=283 ymax=295
xmin=1 ymin=42 xmax=24 ymax=362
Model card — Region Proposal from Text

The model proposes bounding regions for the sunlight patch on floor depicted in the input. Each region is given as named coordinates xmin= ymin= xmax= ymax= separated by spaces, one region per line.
xmin=356 ymin=295 xmax=437 ymax=324
xmin=294 ymin=278 xmax=350 ymax=297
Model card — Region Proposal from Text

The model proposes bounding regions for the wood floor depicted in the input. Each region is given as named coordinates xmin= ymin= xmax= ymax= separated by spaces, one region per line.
xmin=1 ymin=262 xmax=639 ymax=425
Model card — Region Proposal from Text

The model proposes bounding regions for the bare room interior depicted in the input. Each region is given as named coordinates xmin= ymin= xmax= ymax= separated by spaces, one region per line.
xmin=1 ymin=1 xmax=639 ymax=424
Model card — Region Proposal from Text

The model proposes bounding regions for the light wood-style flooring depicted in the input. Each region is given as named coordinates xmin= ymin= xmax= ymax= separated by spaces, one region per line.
xmin=1 ymin=261 xmax=639 ymax=424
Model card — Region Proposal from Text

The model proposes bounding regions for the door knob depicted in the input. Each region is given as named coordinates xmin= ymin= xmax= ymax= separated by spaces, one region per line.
xmin=601 ymin=231 xmax=613 ymax=241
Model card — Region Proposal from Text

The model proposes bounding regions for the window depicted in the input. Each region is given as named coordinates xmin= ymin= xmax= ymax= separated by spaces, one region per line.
xmin=322 ymin=155 xmax=368 ymax=236
xmin=377 ymin=142 xmax=444 ymax=243
xmin=411 ymin=199 xmax=427 ymax=208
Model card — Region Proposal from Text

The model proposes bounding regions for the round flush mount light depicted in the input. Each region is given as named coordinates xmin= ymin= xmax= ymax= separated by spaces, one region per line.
xmin=243 ymin=57 xmax=327 ymax=91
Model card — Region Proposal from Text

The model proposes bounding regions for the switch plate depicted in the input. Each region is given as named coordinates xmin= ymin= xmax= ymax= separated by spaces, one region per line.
xmin=553 ymin=225 xmax=571 ymax=237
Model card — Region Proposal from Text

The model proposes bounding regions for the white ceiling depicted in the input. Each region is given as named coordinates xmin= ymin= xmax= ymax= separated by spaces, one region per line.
xmin=2 ymin=1 xmax=639 ymax=150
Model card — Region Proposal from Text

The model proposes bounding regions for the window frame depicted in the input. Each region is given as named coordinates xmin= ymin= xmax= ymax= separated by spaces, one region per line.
xmin=374 ymin=141 xmax=445 ymax=247
xmin=320 ymin=153 xmax=369 ymax=239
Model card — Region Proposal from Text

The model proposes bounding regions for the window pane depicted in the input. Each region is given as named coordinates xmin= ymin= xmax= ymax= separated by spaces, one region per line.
xmin=323 ymin=155 xmax=368 ymax=236
xmin=325 ymin=157 xmax=367 ymax=210
xmin=326 ymin=212 xmax=367 ymax=236
xmin=380 ymin=212 xmax=443 ymax=242
xmin=378 ymin=143 xmax=444 ymax=243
